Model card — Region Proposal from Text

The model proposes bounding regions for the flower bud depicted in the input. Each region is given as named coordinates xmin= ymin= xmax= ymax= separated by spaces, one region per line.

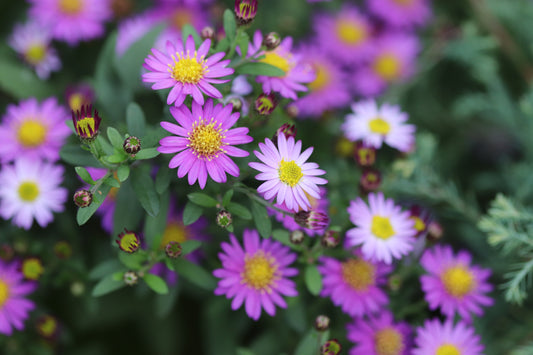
xmin=289 ymin=230 xmax=305 ymax=245
xmin=263 ymin=32 xmax=281 ymax=50
xmin=54 ymin=241 xmax=72 ymax=259
xmin=321 ymin=339 xmax=342 ymax=355
xmin=73 ymin=189 xmax=92 ymax=208
xmin=295 ymin=211 xmax=329 ymax=231
xmin=255 ymin=93 xmax=277 ymax=115
xmin=315 ymin=315 xmax=330 ymax=331
xmin=124 ymin=271 xmax=138 ymax=286
xmin=216 ymin=210 xmax=233 ymax=229
xmin=70 ymin=281 xmax=85 ymax=296
xmin=427 ymin=221 xmax=443 ymax=241
xmin=388 ymin=274 xmax=402 ymax=291
xmin=234 ymin=0 xmax=257 ymax=25
xmin=123 ymin=136 xmax=141 ymax=155
xmin=272 ymin=124 xmax=297 ymax=143
xmin=354 ymin=141 xmax=376 ymax=167
xmin=201 ymin=26 xmax=215 ymax=41
xmin=286 ymin=104 xmax=299 ymax=119
xmin=65 ymin=84 xmax=93 ymax=112
xmin=165 ymin=241 xmax=182 ymax=259
xmin=72 ymin=105 xmax=101 ymax=141
xmin=116 ymin=229 xmax=141 ymax=253
xmin=321 ymin=230 xmax=340 ymax=248
xmin=228 ymin=97 xmax=243 ymax=113
xmin=359 ymin=168 xmax=382 ymax=193
xmin=21 ymin=257 xmax=44 ymax=280
xmin=36 ymin=315 xmax=59 ymax=339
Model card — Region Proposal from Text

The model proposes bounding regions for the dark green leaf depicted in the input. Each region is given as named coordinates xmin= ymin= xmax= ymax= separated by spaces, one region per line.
xmin=130 ymin=166 xmax=160 ymax=217
xmin=117 ymin=165 xmax=130 ymax=182
xmin=107 ymin=127 xmax=124 ymax=150
xmin=183 ymin=201 xmax=203 ymax=225
xmin=294 ymin=329 xmax=322 ymax=355
xmin=215 ymin=38 xmax=230 ymax=52
xmin=236 ymin=31 xmax=250 ymax=58
xmin=76 ymin=184 xmax=111 ymax=225
xmin=272 ymin=229 xmax=291 ymax=247
xmin=155 ymin=168 xmax=172 ymax=194
xmin=134 ymin=147 xmax=160 ymax=160
xmin=144 ymin=191 xmax=170 ymax=250
xmin=118 ymin=251 xmax=146 ymax=270
xmin=227 ymin=202 xmax=252 ymax=220
xmin=304 ymin=265 xmax=323 ymax=296
xmin=222 ymin=190 xmax=234 ymax=207
xmin=236 ymin=62 xmax=285 ymax=77
xmin=126 ymin=102 xmax=146 ymax=138
xmin=88 ymin=259 xmax=122 ymax=280
xmin=181 ymin=240 xmax=202 ymax=255
xmin=105 ymin=153 xmax=128 ymax=164
xmin=104 ymin=175 xmax=121 ymax=188
xmin=251 ymin=201 xmax=272 ymax=238
xmin=75 ymin=166 xmax=95 ymax=185
xmin=187 ymin=192 xmax=219 ymax=207
xmin=60 ymin=144 xmax=101 ymax=167
xmin=172 ymin=258 xmax=216 ymax=290
xmin=92 ymin=275 xmax=126 ymax=297
xmin=113 ymin=178 xmax=143 ymax=237
xmin=223 ymin=9 xmax=237 ymax=42
xmin=155 ymin=283 xmax=179 ymax=318
xmin=143 ymin=273 xmax=169 ymax=295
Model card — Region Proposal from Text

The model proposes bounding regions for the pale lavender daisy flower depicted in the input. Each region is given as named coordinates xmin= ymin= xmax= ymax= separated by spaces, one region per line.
xmin=0 ymin=260 xmax=37 ymax=335
xmin=9 ymin=21 xmax=61 ymax=79
xmin=28 ymin=0 xmax=112 ymax=46
xmin=346 ymin=192 xmax=416 ymax=264
xmin=342 ymin=100 xmax=415 ymax=152
xmin=413 ymin=319 xmax=485 ymax=355
xmin=420 ymin=245 xmax=493 ymax=322
xmin=0 ymin=98 xmax=71 ymax=163
xmin=143 ymin=36 xmax=233 ymax=106
xmin=0 ymin=158 xmax=67 ymax=230
xmin=213 ymin=229 xmax=299 ymax=320
xmin=158 ymin=99 xmax=252 ymax=189
xmin=367 ymin=0 xmax=432 ymax=28
xmin=249 ymin=134 xmax=327 ymax=212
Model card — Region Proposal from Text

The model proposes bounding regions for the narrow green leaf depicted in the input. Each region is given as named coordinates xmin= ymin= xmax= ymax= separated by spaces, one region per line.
xmin=172 ymin=258 xmax=216 ymax=290
xmin=75 ymin=166 xmax=95 ymax=185
xmin=304 ymin=265 xmax=323 ymax=296
xmin=0 ymin=51 xmax=52 ymax=99
xmin=113 ymin=178 xmax=143 ymax=237
xmin=104 ymin=176 xmax=121 ymax=188
xmin=155 ymin=284 xmax=180 ymax=318
xmin=215 ymin=38 xmax=230 ymax=52
xmin=227 ymin=202 xmax=252 ymax=220
xmin=107 ymin=127 xmax=124 ymax=150
xmin=272 ymin=229 xmax=291 ymax=246
xmin=118 ymin=251 xmax=145 ymax=270
xmin=145 ymin=191 xmax=170 ymax=250
xmin=117 ymin=165 xmax=130 ymax=182
xmin=251 ymin=201 xmax=272 ymax=238
xmin=183 ymin=201 xmax=203 ymax=225
xmin=236 ymin=62 xmax=285 ymax=77
xmin=181 ymin=240 xmax=202 ymax=255
xmin=60 ymin=144 xmax=101 ymax=167
xmin=134 ymin=147 xmax=160 ymax=160
xmin=92 ymin=275 xmax=125 ymax=297
xmin=223 ymin=9 xmax=237 ymax=42
xmin=294 ymin=329 xmax=323 ymax=355
xmin=222 ymin=190 xmax=234 ymax=207
xmin=181 ymin=24 xmax=202 ymax=46
xmin=236 ymin=31 xmax=249 ymax=58
xmin=126 ymin=102 xmax=146 ymax=138
xmin=155 ymin=168 xmax=172 ymax=194
xmin=130 ymin=166 xmax=160 ymax=217
xmin=105 ymin=153 xmax=128 ymax=164
xmin=76 ymin=184 xmax=111 ymax=225
xmin=143 ymin=273 xmax=169 ymax=295
xmin=88 ymin=259 xmax=122 ymax=280
xmin=187 ymin=192 xmax=219 ymax=207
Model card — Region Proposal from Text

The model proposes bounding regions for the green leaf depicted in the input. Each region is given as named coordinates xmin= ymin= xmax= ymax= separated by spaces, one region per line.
xmin=88 ymin=259 xmax=122 ymax=280
xmin=304 ymin=265 xmax=323 ymax=296
xmin=227 ymin=202 xmax=252 ymax=220
xmin=143 ymin=273 xmax=169 ymax=295
xmin=236 ymin=31 xmax=250 ymax=58
xmin=183 ymin=201 xmax=203 ymax=226
xmin=181 ymin=24 xmax=202 ymax=46
xmin=113 ymin=179 xmax=143 ymax=237
xmin=172 ymin=258 xmax=216 ymax=290
xmin=294 ymin=329 xmax=323 ymax=355
xmin=215 ymin=38 xmax=230 ymax=52
xmin=130 ymin=166 xmax=160 ymax=217
xmin=272 ymin=229 xmax=291 ymax=247
xmin=155 ymin=168 xmax=172 ymax=194
xmin=105 ymin=153 xmax=128 ymax=164
xmin=222 ymin=190 xmax=234 ymax=207
xmin=187 ymin=192 xmax=219 ymax=207
xmin=181 ymin=240 xmax=202 ymax=255
xmin=223 ymin=9 xmax=237 ymax=42
xmin=236 ymin=62 xmax=285 ymax=77
xmin=92 ymin=275 xmax=126 ymax=297
xmin=144 ymin=191 xmax=169 ymax=250
xmin=134 ymin=147 xmax=160 ymax=160
xmin=118 ymin=251 xmax=146 ymax=270
xmin=104 ymin=175 xmax=121 ymax=188
xmin=155 ymin=283 xmax=180 ymax=318
xmin=126 ymin=102 xmax=146 ymax=138
xmin=75 ymin=166 xmax=95 ymax=185
xmin=107 ymin=127 xmax=124 ymax=150
xmin=76 ymin=184 xmax=111 ymax=226
xmin=60 ymin=144 xmax=101 ymax=167
xmin=117 ymin=165 xmax=130 ymax=182
xmin=251 ymin=201 xmax=272 ymax=238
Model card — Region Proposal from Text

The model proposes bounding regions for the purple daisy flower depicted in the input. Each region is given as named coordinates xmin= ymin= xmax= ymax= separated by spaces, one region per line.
xmin=347 ymin=310 xmax=412 ymax=355
xmin=213 ymin=229 xmax=299 ymax=320
xmin=28 ymin=0 xmax=112 ymax=46
xmin=352 ymin=34 xmax=420 ymax=97
xmin=0 ymin=260 xmax=37 ymax=335
xmin=0 ymin=98 xmax=71 ymax=163
xmin=318 ymin=250 xmax=391 ymax=317
xmin=142 ymin=36 xmax=233 ymax=107
xmin=420 ymin=245 xmax=493 ymax=322
xmin=346 ymin=192 xmax=416 ymax=264
xmin=0 ymin=158 xmax=67 ymax=230
xmin=247 ymin=31 xmax=315 ymax=100
xmin=9 ymin=21 xmax=61 ymax=79
xmin=413 ymin=319 xmax=485 ymax=355
xmin=158 ymin=99 xmax=252 ymax=189
xmin=367 ymin=0 xmax=432 ymax=28
xmin=249 ymin=134 xmax=327 ymax=212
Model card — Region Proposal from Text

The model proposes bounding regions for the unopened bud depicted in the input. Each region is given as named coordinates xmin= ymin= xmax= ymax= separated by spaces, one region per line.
xmin=201 ymin=26 xmax=215 ymax=41
xmin=315 ymin=315 xmax=330 ymax=331
xmin=263 ymin=32 xmax=281 ymax=50
xmin=123 ymin=136 xmax=141 ymax=155
xmin=295 ymin=211 xmax=329 ymax=231
xmin=321 ymin=339 xmax=342 ymax=355
xmin=289 ymin=230 xmax=305 ymax=244
xmin=54 ymin=241 xmax=72 ymax=259
xmin=73 ymin=189 xmax=92 ymax=208
xmin=70 ymin=281 xmax=85 ymax=296
xmin=234 ymin=0 xmax=257 ymax=25
xmin=273 ymin=123 xmax=297 ymax=143
xmin=228 ymin=97 xmax=243 ymax=113
xmin=321 ymin=230 xmax=340 ymax=248
xmin=359 ymin=168 xmax=382 ymax=193
xmin=286 ymin=104 xmax=299 ymax=118
xmin=21 ymin=257 xmax=44 ymax=280
xmin=36 ymin=315 xmax=59 ymax=339
xmin=354 ymin=141 xmax=376 ymax=167
xmin=427 ymin=221 xmax=443 ymax=241
xmin=255 ymin=93 xmax=277 ymax=115
xmin=216 ymin=210 xmax=233 ymax=228
xmin=124 ymin=271 xmax=138 ymax=285
xmin=116 ymin=229 xmax=141 ymax=253
xmin=165 ymin=241 xmax=182 ymax=258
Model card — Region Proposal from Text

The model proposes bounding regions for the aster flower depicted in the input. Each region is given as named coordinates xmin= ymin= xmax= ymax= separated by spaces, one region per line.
xmin=246 ymin=31 xmax=315 ymax=100
xmin=249 ymin=134 xmax=327 ymax=212
xmin=367 ymin=0 xmax=432 ymax=28
xmin=213 ymin=229 xmax=298 ymax=320
xmin=345 ymin=192 xmax=416 ymax=264
xmin=0 ymin=98 xmax=71 ymax=163
xmin=420 ymin=245 xmax=493 ymax=322
xmin=342 ymin=100 xmax=415 ymax=152
xmin=318 ymin=250 xmax=391 ymax=317
xmin=0 ymin=158 xmax=67 ymax=230
xmin=28 ymin=0 xmax=112 ymax=46
xmin=72 ymin=105 xmax=102 ymax=140
xmin=347 ymin=311 xmax=412 ymax=355
xmin=352 ymin=34 xmax=420 ymax=97
xmin=235 ymin=0 xmax=258 ymax=25
xmin=0 ymin=260 xmax=37 ymax=335
xmin=65 ymin=84 xmax=94 ymax=112
xmin=8 ymin=21 xmax=61 ymax=79
xmin=413 ymin=319 xmax=484 ymax=355
xmin=158 ymin=99 xmax=252 ymax=189
xmin=142 ymin=36 xmax=233 ymax=107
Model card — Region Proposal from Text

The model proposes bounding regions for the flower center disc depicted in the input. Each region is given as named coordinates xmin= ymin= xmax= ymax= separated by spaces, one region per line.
xmin=172 ymin=9 xmax=192 ymax=29
xmin=278 ymin=160 xmax=303 ymax=187
xmin=59 ymin=0 xmax=83 ymax=15
xmin=18 ymin=120 xmax=47 ymax=147
xmin=171 ymin=57 xmax=205 ymax=84
xmin=260 ymin=52 xmax=291 ymax=74
xmin=119 ymin=233 xmax=140 ymax=253
xmin=243 ymin=252 xmax=276 ymax=290
xmin=442 ymin=266 xmax=474 ymax=297
xmin=394 ymin=0 xmax=415 ymax=6
xmin=374 ymin=328 xmax=404 ymax=355
xmin=18 ymin=181 xmax=40 ymax=202
xmin=22 ymin=259 xmax=44 ymax=280
xmin=371 ymin=216 xmax=395 ymax=240
xmin=374 ymin=54 xmax=401 ymax=81
xmin=336 ymin=19 xmax=367 ymax=45
xmin=160 ymin=222 xmax=188 ymax=248
xmin=0 ymin=280 xmax=9 ymax=308
xmin=25 ymin=45 xmax=46 ymax=64
xmin=411 ymin=216 xmax=426 ymax=233
xmin=308 ymin=63 xmax=330 ymax=91
xmin=69 ymin=93 xmax=84 ymax=111
xmin=436 ymin=344 xmax=461 ymax=355
xmin=188 ymin=120 xmax=224 ymax=159
xmin=342 ymin=259 xmax=375 ymax=291
xmin=76 ymin=116 xmax=97 ymax=138
xmin=369 ymin=118 xmax=391 ymax=134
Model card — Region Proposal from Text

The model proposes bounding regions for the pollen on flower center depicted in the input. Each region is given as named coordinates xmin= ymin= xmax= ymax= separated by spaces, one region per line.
xmin=160 ymin=222 xmax=188 ymax=248
xmin=371 ymin=216 xmax=395 ymax=240
xmin=369 ymin=118 xmax=391 ymax=135
xmin=18 ymin=181 xmax=40 ymax=202
xmin=393 ymin=0 xmax=415 ymax=6
xmin=442 ymin=266 xmax=474 ymax=297
xmin=188 ymin=118 xmax=225 ymax=159
xmin=0 ymin=279 xmax=9 ymax=308
xmin=342 ymin=259 xmax=375 ymax=291
xmin=242 ymin=252 xmax=277 ymax=290
xmin=411 ymin=216 xmax=426 ymax=233
xmin=76 ymin=116 xmax=97 ymax=138
xmin=170 ymin=55 xmax=205 ymax=84
xmin=119 ymin=233 xmax=140 ymax=253
xmin=308 ymin=63 xmax=330 ymax=91
xmin=25 ymin=44 xmax=46 ymax=64
xmin=278 ymin=160 xmax=303 ymax=187
xmin=260 ymin=51 xmax=291 ymax=74
xmin=436 ymin=343 xmax=461 ymax=355
xmin=374 ymin=327 xmax=405 ymax=355
xmin=59 ymin=0 xmax=83 ymax=15
xmin=18 ymin=120 xmax=47 ymax=147
xmin=374 ymin=54 xmax=401 ymax=81
xmin=335 ymin=19 xmax=367 ymax=45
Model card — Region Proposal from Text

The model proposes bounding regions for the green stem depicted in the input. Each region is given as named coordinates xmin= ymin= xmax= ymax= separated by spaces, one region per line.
xmin=227 ymin=27 xmax=245 ymax=59
xmin=234 ymin=185 xmax=292 ymax=216
xmin=90 ymin=170 xmax=112 ymax=194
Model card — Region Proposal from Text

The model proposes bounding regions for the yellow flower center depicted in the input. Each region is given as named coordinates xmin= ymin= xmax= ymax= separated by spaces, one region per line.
xmin=22 ymin=259 xmax=44 ymax=280
xmin=411 ymin=216 xmax=426 ymax=233
xmin=169 ymin=54 xmax=205 ymax=84
xmin=442 ymin=266 xmax=475 ymax=298
xmin=160 ymin=222 xmax=188 ymax=248
xmin=369 ymin=118 xmax=391 ymax=135
xmin=341 ymin=259 xmax=375 ymax=291
xmin=171 ymin=9 xmax=192 ymax=29
xmin=18 ymin=181 xmax=40 ymax=202
xmin=38 ymin=316 xmax=58 ymax=337
xmin=242 ymin=252 xmax=277 ymax=290
xmin=308 ymin=63 xmax=330 ymax=91
xmin=393 ymin=0 xmax=414 ymax=6
xmin=0 ymin=279 xmax=9 ymax=308
xmin=374 ymin=328 xmax=404 ymax=355
xmin=335 ymin=19 xmax=367 ymax=45
xmin=260 ymin=51 xmax=291 ymax=74
xmin=25 ymin=44 xmax=46 ymax=65
xmin=119 ymin=233 xmax=140 ymax=253
xmin=69 ymin=93 xmax=84 ymax=111
xmin=188 ymin=118 xmax=225 ymax=159
xmin=59 ymin=0 xmax=83 ymax=15
xmin=371 ymin=216 xmax=395 ymax=240
xmin=17 ymin=120 xmax=47 ymax=148
xmin=76 ymin=116 xmax=97 ymax=138
xmin=278 ymin=160 xmax=303 ymax=187
xmin=356 ymin=146 xmax=376 ymax=165
xmin=373 ymin=54 xmax=401 ymax=81
xmin=436 ymin=344 xmax=461 ymax=355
